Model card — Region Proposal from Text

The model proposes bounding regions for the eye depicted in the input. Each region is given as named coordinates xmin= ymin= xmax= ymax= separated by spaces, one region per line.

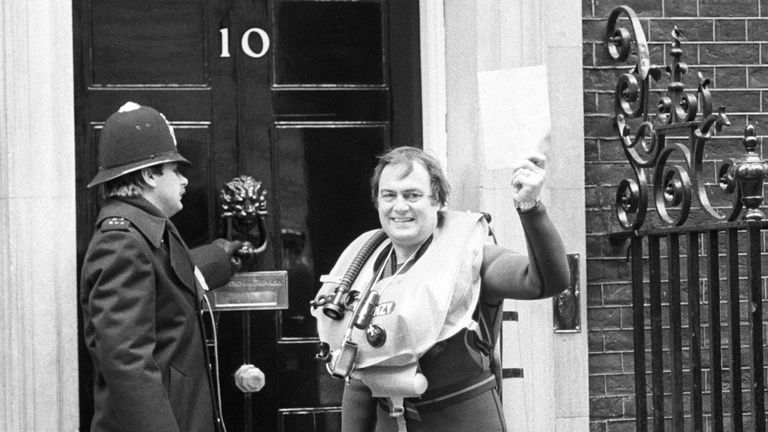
xmin=380 ymin=192 xmax=396 ymax=201
xmin=404 ymin=192 xmax=422 ymax=202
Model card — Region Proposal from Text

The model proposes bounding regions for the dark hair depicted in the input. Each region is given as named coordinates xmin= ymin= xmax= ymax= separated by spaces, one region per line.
xmin=370 ymin=147 xmax=450 ymax=207
xmin=101 ymin=164 xmax=165 ymax=199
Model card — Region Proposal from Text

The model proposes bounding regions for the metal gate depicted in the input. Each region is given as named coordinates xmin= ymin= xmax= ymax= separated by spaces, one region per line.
xmin=606 ymin=6 xmax=768 ymax=431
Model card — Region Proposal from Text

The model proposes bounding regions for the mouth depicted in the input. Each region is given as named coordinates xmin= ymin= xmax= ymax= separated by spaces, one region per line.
xmin=391 ymin=217 xmax=414 ymax=223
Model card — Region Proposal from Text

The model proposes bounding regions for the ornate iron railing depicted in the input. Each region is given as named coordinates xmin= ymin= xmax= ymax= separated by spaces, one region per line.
xmin=606 ymin=6 xmax=768 ymax=432
xmin=606 ymin=6 xmax=768 ymax=231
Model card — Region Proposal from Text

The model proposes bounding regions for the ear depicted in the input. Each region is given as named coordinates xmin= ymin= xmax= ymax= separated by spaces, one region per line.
xmin=141 ymin=168 xmax=158 ymax=187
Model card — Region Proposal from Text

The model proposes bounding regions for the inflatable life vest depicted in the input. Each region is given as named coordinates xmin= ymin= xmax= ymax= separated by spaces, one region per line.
xmin=311 ymin=211 xmax=488 ymax=398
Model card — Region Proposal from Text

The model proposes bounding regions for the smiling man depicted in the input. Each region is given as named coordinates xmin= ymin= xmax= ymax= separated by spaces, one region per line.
xmin=80 ymin=102 xmax=242 ymax=432
xmin=313 ymin=146 xmax=570 ymax=432
xmin=375 ymin=159 xmax=439 ymax=262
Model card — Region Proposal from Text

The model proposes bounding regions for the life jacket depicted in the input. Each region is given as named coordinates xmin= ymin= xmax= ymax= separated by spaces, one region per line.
xmin=312 ymin=210 xmax=488 ymax=409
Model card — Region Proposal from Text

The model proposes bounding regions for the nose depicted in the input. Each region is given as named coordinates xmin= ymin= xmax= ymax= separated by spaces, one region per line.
xmin=392 ymin=194 xmax=410 ymax=212
xmin=244 ymin=199 xmax=256 ymax=214
xmin=179 ymin=173 xmax=189 ymax=187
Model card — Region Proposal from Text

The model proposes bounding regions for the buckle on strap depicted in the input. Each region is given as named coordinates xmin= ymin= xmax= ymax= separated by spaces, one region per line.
xmin=389 ymin=397 xmax=405 ymax=418
xmin=389 ymin=397 xmax=410 ymax=432
xmin=377 ymin=398 xmax=422 ymax=422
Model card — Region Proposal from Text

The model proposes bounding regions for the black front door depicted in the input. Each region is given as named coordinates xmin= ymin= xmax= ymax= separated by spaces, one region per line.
xmin=73 ymin=1 xmax=421 ymax=430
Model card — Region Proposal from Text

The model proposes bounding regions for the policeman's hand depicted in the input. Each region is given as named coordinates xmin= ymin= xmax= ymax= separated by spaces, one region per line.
xmin=234 ymin=364 xmax=265 ymax=393
xmin=212 ymin=238 xmax=243 ymax=256
xmin=510 ymin=152 xmax=546 ymax=205
xmin=212 ymin=238 xmax=244 ymax=273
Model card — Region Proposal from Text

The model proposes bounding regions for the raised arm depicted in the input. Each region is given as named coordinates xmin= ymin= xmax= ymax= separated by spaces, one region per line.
xmin=480 ymin=204 xmax=569 ymax=303
xmin=479 ymin=152 xmax=569 ymax=304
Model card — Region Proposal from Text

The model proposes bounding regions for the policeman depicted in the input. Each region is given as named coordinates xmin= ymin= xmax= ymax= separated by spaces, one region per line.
xmin=80 ymin=102 xmax=241 ymax=432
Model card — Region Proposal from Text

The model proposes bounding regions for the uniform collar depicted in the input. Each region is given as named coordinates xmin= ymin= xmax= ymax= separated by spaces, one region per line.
xmin=96 ymin=196 xmax=168 ymax=248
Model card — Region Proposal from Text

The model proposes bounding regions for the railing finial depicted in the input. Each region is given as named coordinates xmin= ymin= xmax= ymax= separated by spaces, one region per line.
xmin=735 ymin=125 xmax=767 ymax=220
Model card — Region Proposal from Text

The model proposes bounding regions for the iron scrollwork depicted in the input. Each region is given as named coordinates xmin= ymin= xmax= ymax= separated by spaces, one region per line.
xmin=606 ymin=6 xmax=762 ymax=230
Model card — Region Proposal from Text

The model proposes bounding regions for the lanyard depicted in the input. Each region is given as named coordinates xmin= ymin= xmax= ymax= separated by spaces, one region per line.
xmin=342 ymin=239 xmax=427 ymax=342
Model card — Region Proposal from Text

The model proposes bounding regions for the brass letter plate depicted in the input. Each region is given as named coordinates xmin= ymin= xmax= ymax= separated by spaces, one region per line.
xmin=206 ymin=270 xmax=289 ymax=311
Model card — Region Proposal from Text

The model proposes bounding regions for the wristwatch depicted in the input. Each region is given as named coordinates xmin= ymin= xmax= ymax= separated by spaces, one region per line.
xmin=515 ymin=198 xmax=541 ymax=213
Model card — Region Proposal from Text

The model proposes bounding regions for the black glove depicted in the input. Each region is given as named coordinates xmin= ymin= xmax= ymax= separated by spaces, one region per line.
xmin=212 ymin=238 xmax=244 ymax=273
xmin=212 ymin=238 xmax=243 ymax=256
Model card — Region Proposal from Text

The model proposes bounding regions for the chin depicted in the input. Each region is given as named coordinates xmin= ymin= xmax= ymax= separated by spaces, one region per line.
xmin=385 ymin=226 xmax=410 ymax=237
xmin=390 ymin=233 xmax=419 ymax=245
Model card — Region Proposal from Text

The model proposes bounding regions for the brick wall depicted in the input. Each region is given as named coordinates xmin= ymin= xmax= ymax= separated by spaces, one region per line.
xmin=583 ymin=0 xmax=768 ymax=430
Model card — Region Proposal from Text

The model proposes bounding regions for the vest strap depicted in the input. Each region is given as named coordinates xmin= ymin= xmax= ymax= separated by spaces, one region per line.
xmin=411 ymin=370 xmax=497 ymax=412
xmin=378 ymin=370 xmax=497 ymax=422
xmin=395 ymin=414 xmax=408 ymax=432
xmin=387 ymin=396 xmax=409 ymax=432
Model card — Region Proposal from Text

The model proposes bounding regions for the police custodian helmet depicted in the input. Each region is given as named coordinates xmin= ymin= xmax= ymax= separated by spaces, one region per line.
xmin=87 ymin=102 xmax=190 ymax=188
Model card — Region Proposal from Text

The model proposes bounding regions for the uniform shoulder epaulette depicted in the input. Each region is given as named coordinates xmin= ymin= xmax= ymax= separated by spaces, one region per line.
xmin=100 ymin=217 xmax=132 ymax=232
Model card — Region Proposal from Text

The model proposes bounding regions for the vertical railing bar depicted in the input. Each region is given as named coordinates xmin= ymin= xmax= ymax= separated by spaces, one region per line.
xmin=727 ymin=228 xmax=743 ymax=431
xmin=243 ymin=312 xmax=253 ymax=429
xmin=649 ymin=235 xmax=664 ymax=431
xmin=707 ymin=230 xmax=724 ymax=432
xmin=747 ymin=225 xmax=765 ymax=431
xmin=668 ymin=233 xmax=684 ymax=431
xmin=632 ymin=236 xmax=648 ymax=432
xmin=687 ymin=232 xmax=703 ymax=431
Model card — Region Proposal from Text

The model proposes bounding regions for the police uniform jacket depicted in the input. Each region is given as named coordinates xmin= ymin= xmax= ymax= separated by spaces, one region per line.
xmin=80 ymin=196 xmax=233 ymax=432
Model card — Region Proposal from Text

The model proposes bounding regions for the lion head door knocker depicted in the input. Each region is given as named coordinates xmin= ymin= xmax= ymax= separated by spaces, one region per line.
xmin=220 ymin=175 xmax=269 ymax=265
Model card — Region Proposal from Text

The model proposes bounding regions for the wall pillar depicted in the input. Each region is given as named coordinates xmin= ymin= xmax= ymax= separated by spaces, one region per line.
xmin=425 ymin=1 xmax=588 ymax=430
xmin=0 ymin=1 xmax=78 ymax=431
xmin=542 ymin=1 xmax=589 ymax=430
xmin=419 ymin=0 xmax=448 ymax=170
